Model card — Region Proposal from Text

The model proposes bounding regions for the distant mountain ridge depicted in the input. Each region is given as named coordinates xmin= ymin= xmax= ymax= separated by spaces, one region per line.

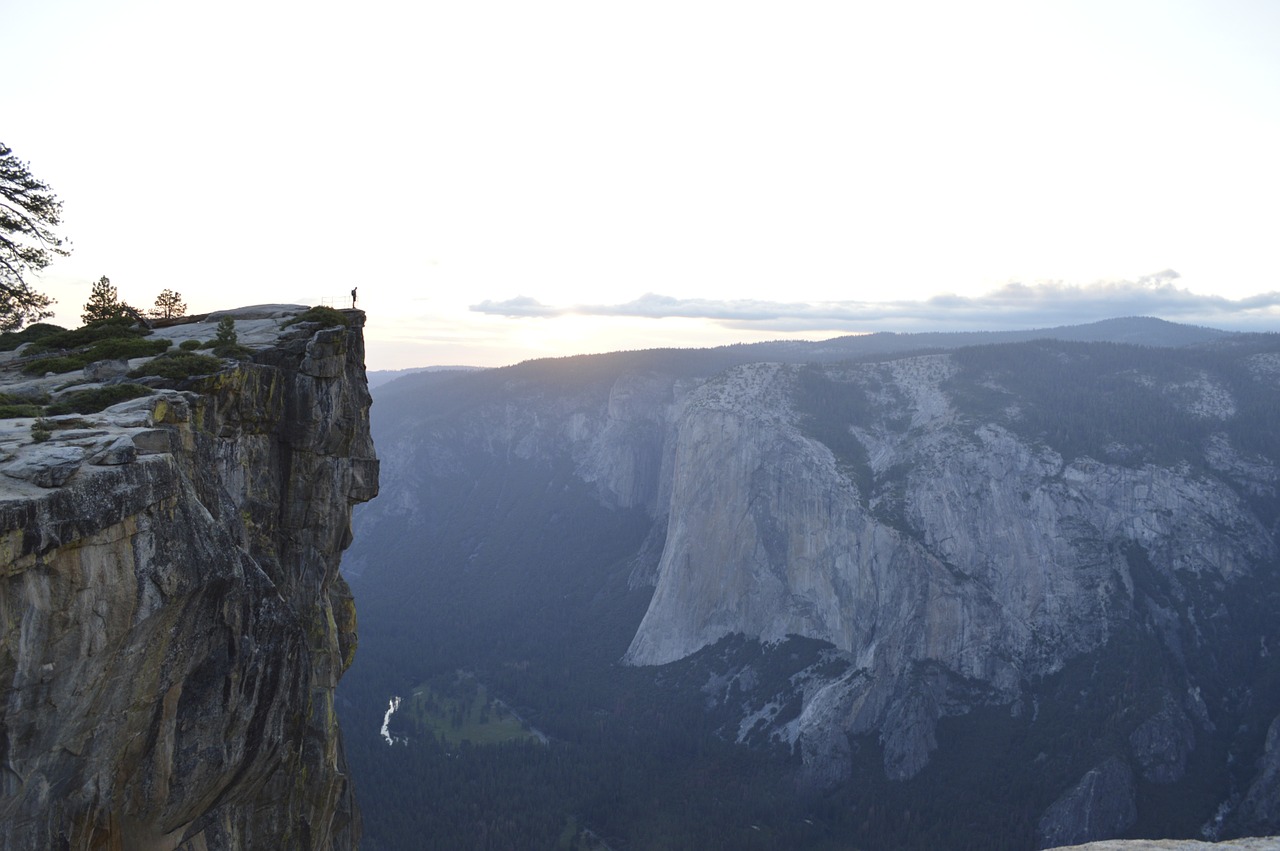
xmin=383 ymin=316 xmax=1236 ymax=384
xmin=366 ymin=365 xmax=481 ymax=389
xmin=729 ymin=315 xmax=1235 ymax=361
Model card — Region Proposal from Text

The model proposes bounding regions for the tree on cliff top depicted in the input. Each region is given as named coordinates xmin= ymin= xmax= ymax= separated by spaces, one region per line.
xmin=0 ymin=143 xmax=68 ymax=331
xmin=82 ymin=275 xmax=129 ymax=324
xmin=150 ymin=288 xmax=186 ymax=319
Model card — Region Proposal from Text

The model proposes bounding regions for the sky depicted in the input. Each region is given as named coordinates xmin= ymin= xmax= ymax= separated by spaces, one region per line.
xmin=3 ymin=0 xmax=1279 ymax=369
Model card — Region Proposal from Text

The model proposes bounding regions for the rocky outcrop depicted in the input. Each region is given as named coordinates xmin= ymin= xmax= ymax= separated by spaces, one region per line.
xmin=1036 ymin=758 xmax=1137 ymax=849
xmin=0 ymin=307 xmax=377 ymax=850
xmin=1130 ymin=701 xmax=1196 ymax=784
xmin=1046 ymin=840 xmax=1280 ymax=850
xmin=1235 ymin=715 xmax=1280 ymax=835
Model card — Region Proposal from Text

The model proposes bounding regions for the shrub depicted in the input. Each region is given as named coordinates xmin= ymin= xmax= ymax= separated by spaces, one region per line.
xmin=0 ymin=390 xmax=48 ymax=407
xmin=21 ymin=355 xmax=86 ymax=375
xmin=0 ymin=404 xmax=42 ymax=418
xmin=19 ymin=336 xmax=172 ymax=375
xmin=0 ymin=323 xmax=66 ymax=352
xmin=44 ymin=383 xmax=153 ymax=416
xmin=31 ymin=418 xmax=53 ymax=442
xmin=85 ymin=336 xmax=171 ymax=361
xmin=212 ymin=343 xmax=254 ymax=360
xmin=128 ymin=352 xmax=223 ymax=381
xmin=283 ymin=306 xmax=349 ymax=329
xmin=179 ymin=339 xmax=202 ymax=351
xmin=24 ymin=317 xmax=144 ymax=355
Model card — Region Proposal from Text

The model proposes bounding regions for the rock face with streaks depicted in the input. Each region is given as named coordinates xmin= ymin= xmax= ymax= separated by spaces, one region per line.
xmin=1036 ymin=758 xmax=1138 ymax=848
xmin=620 ymin=350 xmax=1279 ymax=787
xmin=0 ymin=307 xmax=377 ymax=850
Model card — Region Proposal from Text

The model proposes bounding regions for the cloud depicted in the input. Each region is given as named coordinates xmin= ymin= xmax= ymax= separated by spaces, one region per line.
xmin=470 ymin=295 xmax=565 ymax=318
xmin=470 ymin=272 xmax=1280 ymax=333
xmin=592 ymin=293 xmax=826 ymax=322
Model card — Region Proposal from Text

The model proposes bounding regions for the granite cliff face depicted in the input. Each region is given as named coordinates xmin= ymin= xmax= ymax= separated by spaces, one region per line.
xmin=352 ymin=324 xmax=1280 ymax=845
xmin=625 ymin=354 xmax=1275 ymax=781
xmin=620 ymin=347 xmax=1280 ymax=842
xmin=0 ymin=307 xmax=377 ymax=850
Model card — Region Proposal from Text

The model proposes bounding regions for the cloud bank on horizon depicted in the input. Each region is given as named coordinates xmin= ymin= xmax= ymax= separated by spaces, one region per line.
xmin=472 ymin=271 xmax=1280 ymax=334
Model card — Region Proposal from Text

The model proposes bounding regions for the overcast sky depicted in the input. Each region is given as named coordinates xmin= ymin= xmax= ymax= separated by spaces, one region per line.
xmin=4 ymin=0 xmax=1279 ymax=368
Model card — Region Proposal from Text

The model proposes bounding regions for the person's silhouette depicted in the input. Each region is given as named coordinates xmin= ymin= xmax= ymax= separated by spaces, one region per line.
xmin=351 ymin=287 xmax=358 ymax=309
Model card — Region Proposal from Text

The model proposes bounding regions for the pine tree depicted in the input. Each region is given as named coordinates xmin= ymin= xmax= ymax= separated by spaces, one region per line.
xmin=1 ymin=143 xmax=68 ymax=331
xmin=151 ymin=288 xmax=187 ymax=319
xmin=82 ymin=275 xmax=126 ymax=324
xmin=213 ymin=315 xmax=237 ymax=348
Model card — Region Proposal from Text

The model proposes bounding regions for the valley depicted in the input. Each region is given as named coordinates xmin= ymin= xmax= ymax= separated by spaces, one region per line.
xmin=339 ymin=320 xmax=1280 ymax=850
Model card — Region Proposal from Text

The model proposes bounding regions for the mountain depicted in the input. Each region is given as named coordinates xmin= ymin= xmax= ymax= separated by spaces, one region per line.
xmin=0 ymin=306 xmax=377 ymax=850
xmin=341 ymin=318 xmax=1280 ymax=850
xmin=366 ymin=365 xmax=482 ymax=390
xmin=724 ymin=316 xmax=1233 ymax=363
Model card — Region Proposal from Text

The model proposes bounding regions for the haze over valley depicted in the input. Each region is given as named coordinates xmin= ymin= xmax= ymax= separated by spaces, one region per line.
xmin=340 ymin=317 xmax=1280 ymax=850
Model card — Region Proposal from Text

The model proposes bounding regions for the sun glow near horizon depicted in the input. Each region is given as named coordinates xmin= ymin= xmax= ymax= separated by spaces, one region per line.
xmin=5 ymin=0 xmax=1279 ymax=368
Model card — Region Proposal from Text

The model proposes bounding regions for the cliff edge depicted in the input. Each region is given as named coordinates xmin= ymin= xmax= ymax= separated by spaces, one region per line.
xmin=0 ymin=306 xmax=378 ymax=850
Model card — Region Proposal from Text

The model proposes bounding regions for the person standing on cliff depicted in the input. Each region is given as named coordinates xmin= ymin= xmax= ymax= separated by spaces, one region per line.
xmin=351 ymin=287 xmax=358 ymax=309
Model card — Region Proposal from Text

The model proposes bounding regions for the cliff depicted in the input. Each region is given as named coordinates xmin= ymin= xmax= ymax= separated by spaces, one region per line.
xmin=348 ymin=326 xmax=1280 ymax=845
xmin=0 ymin=306 xmax=378 ymax=850
xmin=625 ymin=353 xmax=1276 ymax=772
